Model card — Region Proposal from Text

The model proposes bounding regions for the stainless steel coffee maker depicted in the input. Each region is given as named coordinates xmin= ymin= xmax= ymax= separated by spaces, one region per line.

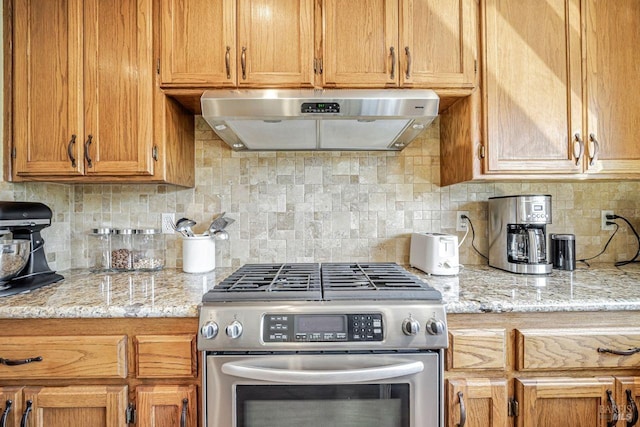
xmin=488 ymin=195 xmax=552 ymax=274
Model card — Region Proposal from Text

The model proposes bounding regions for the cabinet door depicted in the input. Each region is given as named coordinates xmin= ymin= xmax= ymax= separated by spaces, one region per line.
xmin=21 ymin=385 xmax=127 ymax=427
xmin=82 ymin=0 xmax=154 ymax=176
xmin=160 ymin=0 xmax=237 ymax=86
xmin=0 ymin=387 xmax=23 ymax=427
xmin=237 ymin=0 xmax=315 ymax=87
xmin=136 ymin=385 xmax=197 ymax=427
xmin=322 ymin=0 xmax=399 ymax=87
xmin=515 ymin=377 xmax=616 ymax=427
xmin=583 ymin=0 xmax=640 ymax=175
xmin=12 ymin=0 xmax=84 ymax=176
xmin=483 ymin=0 xmax=583 ymax=174
xmin=615 ymin=377 xmax=640 ymax=426
xmin=400 ymin=0 xmax=478 ymax=89
xmin=447 ymin=378 xmax=509 ymax=427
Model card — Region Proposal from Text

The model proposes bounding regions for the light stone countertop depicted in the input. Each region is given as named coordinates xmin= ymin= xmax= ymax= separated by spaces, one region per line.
xmin=0 ymin=264 xmax=639 ymax=319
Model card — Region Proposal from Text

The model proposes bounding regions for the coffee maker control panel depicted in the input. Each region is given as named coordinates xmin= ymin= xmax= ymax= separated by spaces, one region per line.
xmin=517 ymin=198 xmax=551 ymax=224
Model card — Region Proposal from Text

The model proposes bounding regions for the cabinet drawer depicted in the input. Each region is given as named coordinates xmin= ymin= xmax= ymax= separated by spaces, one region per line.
xmin=0 ymin=335 xmax=127 ymax=379
xmin=517 ymin=328 xmax=640 ymax=370
xmin=135 ymin=334 xmax=196 ymax=378
xmin=447 ymin=329 xmax=507 ymax=370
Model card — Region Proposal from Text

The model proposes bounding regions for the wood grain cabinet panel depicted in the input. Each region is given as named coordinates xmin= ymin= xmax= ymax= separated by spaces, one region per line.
xmin=136 ymin=385 xmax=198 ymax=427
xmin=447 ymin=329 xmax=507 ymax=370
xmin=446 ymin=378 xmax=509 ymax=427
xmin=0 ymin=336 xmax=127 ymax=380
xmin=516 ymin=328 xmax=640 ymax=371
xmin=135 ymin=334 xmax=196 ymax=378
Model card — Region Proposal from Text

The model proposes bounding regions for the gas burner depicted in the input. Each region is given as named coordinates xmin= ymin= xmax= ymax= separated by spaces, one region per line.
xmin=202 ymin=262 xmax=440 ymax=302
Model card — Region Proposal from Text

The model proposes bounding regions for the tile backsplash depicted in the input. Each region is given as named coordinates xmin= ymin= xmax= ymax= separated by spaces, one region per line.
xmin=1 ymin=116 xmax=639 ymax=271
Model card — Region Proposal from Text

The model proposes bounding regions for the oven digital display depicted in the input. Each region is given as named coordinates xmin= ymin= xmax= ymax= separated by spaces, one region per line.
xmin=263 ymin=313 xmax=383 ymax=343
xmin=296 ymin=315 xmax=346 ymax=333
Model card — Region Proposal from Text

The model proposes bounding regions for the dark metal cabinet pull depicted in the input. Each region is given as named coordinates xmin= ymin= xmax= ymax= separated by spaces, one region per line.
xmin=84 ymin=135 xmax=94 ymax=168
xmin=180 ymin=398 xmax=188 ymax=427
xmin=456 ymin=391 xmax=466 ymax=427
xmin=598 ymin=347 xmax=640 ymax=356
xmin=0 ymin=356 xmax=43 ymax=366
xmin=573 ymin=133 xmax=584 ymax=166
xmin=19 ymin=400 xmax=32 ymax=427
xmin=405 ymin=46 xmax=412 ymax=79
xmin=241 ymin=47 xmax=247 ymax=80
xmin=627 ymin=389 xmax=639 ymax=427
xmin=67 ymin=134 xmax=77 ymax=168
xmin=589 ymin=133 xmax=600 ymax=166
xmin=1 ymin=400 xmax=12 ymax=427
xmin=225 ymin=46 xmax=231 ymax=79
xmin=607 ymin=389 xmax=620 ymax=427
xmin=389 ymin=46 xmax=396 ymax=80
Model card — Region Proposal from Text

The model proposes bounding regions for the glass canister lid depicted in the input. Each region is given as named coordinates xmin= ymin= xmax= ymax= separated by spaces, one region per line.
xmin=90 ymin=227 xmax=116 ymax=235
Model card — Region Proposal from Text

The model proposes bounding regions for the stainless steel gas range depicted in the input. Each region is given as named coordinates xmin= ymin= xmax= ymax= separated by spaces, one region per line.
xmin=198 ymin=262 xmax=448 ymax=427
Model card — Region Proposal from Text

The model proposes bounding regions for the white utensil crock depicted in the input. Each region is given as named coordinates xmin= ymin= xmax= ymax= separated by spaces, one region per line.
xmin=182 ymin=236 xmax=215 ymax=273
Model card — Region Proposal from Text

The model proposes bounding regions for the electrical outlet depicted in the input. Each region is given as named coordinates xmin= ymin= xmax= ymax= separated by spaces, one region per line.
xmin=601 ymin=210 xmax=615 ymax=231
xmin=456 ymin=211 xmax=469 ymax=232
xmin=161 ymin=213 xmax=175 ymax=234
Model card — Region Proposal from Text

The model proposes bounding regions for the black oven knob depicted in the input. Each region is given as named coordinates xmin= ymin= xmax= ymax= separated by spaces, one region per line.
xmin=225 ymin=320 xmax=244 ymax=339
xmin=402 ymin=318 xmax=421 ymax=336
xmin=426 ymin=318 xmax=445 ymax=335
xmin=201 ymin=321 xmax=219 ymax=339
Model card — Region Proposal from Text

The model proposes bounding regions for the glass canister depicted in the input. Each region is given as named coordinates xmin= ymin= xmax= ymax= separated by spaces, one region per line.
xmin=111 ymin=228 xmax=138 ymax=271
xmin=133 ymin=228 xmax=165 ymax=271
xmin=89 ymin=228 xmax=115 ymax=272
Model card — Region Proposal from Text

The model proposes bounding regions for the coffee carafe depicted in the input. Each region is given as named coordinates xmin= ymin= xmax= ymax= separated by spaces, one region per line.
xmin=489 ymin=195 xmax=552 ymax=274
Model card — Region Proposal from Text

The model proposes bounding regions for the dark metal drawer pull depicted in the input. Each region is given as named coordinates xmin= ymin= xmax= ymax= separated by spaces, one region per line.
xmin=19 ymin=400 xmax=32 ymax=427
xmin=180 ymin=398 xmax=188 ymax=427
xmin=0 ymin=356 xmax=43 ymax=366
xmin=1 ymin=400 xmax=12 ymax=427
xmin=627 ymin=389 xmax=639 ymax=427
xmin=607 ymin=389 xmax=619 ymax=427
xmin=84 ymin=134 xmax=93 ymax=168
xmin=598 ymin=347 xmax=640 ymax=356
xmin=67 ymin=134 xmax=77 ymax=168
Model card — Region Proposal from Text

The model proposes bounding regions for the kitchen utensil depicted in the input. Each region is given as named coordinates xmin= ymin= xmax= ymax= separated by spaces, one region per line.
xmin=211 ymin=229 xmax=229 ymax=241
xmin=0 ymin=240 xmax=31 ymax=282
xmin=176 ymin=218 xmax=196 ymax=237
xmin=209 ymin=212 xmax=227 ymax=232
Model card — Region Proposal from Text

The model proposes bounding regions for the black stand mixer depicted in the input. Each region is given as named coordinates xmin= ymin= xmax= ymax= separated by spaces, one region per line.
xmin=0 ymin=201 xmax=64 ymax=297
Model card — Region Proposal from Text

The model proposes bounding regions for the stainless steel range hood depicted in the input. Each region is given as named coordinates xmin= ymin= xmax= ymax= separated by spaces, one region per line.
xmin=200 ymin=89 xmax=439 ymax=151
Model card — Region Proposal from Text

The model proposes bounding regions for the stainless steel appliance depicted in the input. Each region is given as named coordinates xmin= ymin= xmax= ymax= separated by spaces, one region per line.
xmin=488 ymin=195 xmax=553 ymax=274
xmin=198 ymin=263 xmax=447 ymax=427
xmin=200 ymin=89 xmax=439 ymax=151
xmin=550 ymin=233 xmax=576 ymax=271
xmin=0 ymin=201 xmax=64 ymax=297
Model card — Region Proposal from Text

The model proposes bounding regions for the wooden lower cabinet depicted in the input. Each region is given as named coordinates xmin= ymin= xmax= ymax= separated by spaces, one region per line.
xmin=446 ymin=378 xmax=509 ymax=427
xmin=1 ymin=385 xmax=127 ymax=427
xmin=136 ymin=385 xmax=197 ymax=427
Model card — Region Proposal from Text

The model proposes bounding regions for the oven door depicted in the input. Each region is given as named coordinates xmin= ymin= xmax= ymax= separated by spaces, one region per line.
xmin=204 ymin=351 xmax=442 ymax=427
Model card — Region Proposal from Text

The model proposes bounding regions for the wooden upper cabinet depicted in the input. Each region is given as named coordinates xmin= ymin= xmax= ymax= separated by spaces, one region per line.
xmin=483 ymin=0 xmax=583 ymax=174
xmin=160 ymin=0 xmax=314 ymax=88
xmin=237 ymin=0 xmax=315 ymax=87
xmin=583 ymin=0 xmax=640 ymax=175
xmin=322 ymin=0 xmax=399 ymax=87
xmin=12 ymin=0 xmax=154 ymax=178
xmin=12 ymin=0 xmax=83 ymax=176
xmin=161 ymin=0 xmax=237 ymax=86
xmin=399 ymin=0 xmax=478 ymax=89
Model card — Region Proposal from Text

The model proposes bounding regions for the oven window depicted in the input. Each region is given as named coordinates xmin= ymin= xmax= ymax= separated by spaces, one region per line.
xmin=236 ymin=384 xmax=409 ymax=427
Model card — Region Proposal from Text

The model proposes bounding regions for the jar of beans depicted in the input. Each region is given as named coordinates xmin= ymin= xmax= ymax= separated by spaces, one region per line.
xmin=133 ymin=229 xmax=165 ymax=271
xmin=111 ymin=228 xmax=138 ymax=271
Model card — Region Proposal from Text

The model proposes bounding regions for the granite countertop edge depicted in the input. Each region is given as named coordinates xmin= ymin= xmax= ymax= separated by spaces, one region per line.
xmin=0 ymin=264 xmax=638 ymax=319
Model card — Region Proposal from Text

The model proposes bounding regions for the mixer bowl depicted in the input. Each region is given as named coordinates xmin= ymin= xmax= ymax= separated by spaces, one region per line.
xmin=0 ymin=240 xmax=30 ymax=282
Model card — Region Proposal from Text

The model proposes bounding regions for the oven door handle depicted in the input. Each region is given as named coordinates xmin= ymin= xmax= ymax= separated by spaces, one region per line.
xmin=221 ymin=360 xmax=424 ymax=384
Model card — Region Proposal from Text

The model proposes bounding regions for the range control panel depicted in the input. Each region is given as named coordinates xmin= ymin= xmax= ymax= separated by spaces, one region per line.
xmin=263 ymin=313 xmax=383 ymax=343
xmin=301 ymin=102 xmax=340 ymax=114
